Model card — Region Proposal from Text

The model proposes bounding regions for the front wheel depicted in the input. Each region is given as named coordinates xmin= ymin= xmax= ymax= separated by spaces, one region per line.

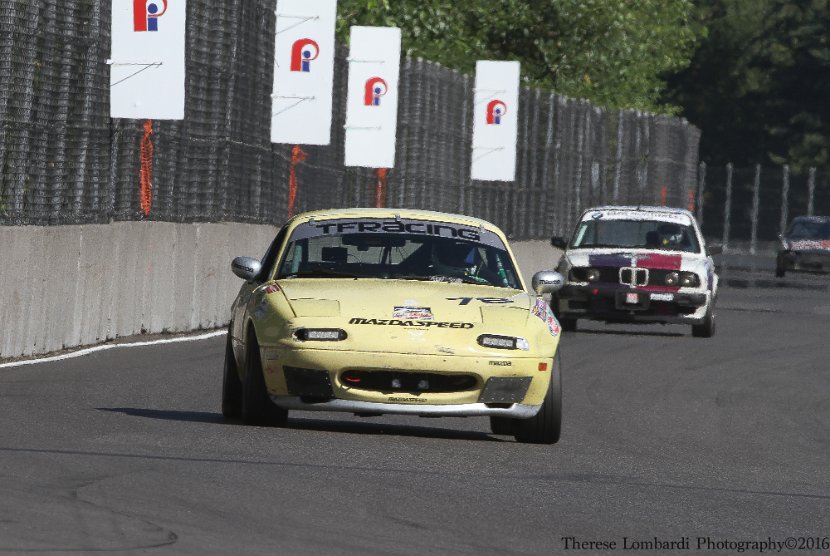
xmin=692 ymin=305 xmax=716 ymax=338
xmin=241 ymin=333 xmax=288 ymax=427
xmin=221 ymin=330 xmax=242 ymax=419
xmin=514 ymin=353 xmax=562 ymax=444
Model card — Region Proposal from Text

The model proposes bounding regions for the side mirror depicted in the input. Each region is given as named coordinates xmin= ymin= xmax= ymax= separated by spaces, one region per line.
xmin=532 ymin=271 xmax=565 ymax=295
xmin=231 ymin=257 xmax=262 ymax=281
xmin=551 ymin=236 xmax=568 ymax=249
xmin=708 ymin=244 xmax=723 ymax=256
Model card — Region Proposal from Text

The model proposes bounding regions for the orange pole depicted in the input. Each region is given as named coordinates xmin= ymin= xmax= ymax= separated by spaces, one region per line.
xmin=687 ymin=190 xmax=695 ymax=213
xmin=374 ymin=168 xmax=388 ymax=208
xmin=288 ymin=145 xmax=308 ymax=219
xmin=660 ymin=186 xmax=668 ymax=207
xmin=139 ymin=119 xmax=154 ymax=217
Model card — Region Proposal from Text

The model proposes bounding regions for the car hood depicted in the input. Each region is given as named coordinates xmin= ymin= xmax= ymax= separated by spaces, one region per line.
xmin=565 ymin=248 xmax=704 ymax=270
xmin=278 ymin=279 xmax=532 ymax=325
xmin=789 ymin=239 xmax=830 ymax=251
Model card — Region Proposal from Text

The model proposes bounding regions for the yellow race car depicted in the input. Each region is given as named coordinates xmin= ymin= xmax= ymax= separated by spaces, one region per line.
xmin=222 ymin=209 xmax=565 ymax=443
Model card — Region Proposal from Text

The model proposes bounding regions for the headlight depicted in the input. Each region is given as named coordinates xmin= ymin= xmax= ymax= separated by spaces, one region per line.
xmin=680 ymin=272 xmax=700 ymax=287
xmin=477 ymin=335 xmax=530 ymax=351
xmin=294 ymin=328 xmax=347 ymax=342
xmin=665 ymin=272 xmax=679 ymax=286
xmin=569 ymin=267 xmax=601 ymax=282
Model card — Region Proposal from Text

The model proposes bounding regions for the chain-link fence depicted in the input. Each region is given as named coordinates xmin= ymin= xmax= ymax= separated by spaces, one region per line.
xmin=698 ymin=163 xmax=830 ymax=251
xmin=0 ymin=0 xmax=701 ymax=239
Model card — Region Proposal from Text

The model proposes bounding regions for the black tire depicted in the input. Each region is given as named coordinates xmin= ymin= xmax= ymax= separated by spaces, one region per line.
xmin=775 ymin=265 xmax=786 ymax=278
xmin=221 ymin=330 xmax=242 ymax=419
xmin=241 ymin=332 xmax=288 ymax=427
xmin=692 ymin=305 xmax=716 ymax=338
xmin=489 ymin=416 xmax=515 ymax=436
xmin=514 ymin=353 xmax=562 ymax=444
xmin=560 ymin=318 xmax=577 ymax=332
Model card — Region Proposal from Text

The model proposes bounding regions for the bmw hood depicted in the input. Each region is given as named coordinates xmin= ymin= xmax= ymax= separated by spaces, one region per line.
xmin=565 ymin=248 xmax=703 ymax=270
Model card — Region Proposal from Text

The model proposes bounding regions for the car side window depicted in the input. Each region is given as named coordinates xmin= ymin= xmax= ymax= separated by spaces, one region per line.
xmin=259 ymin=224 xmax=290 ymax=282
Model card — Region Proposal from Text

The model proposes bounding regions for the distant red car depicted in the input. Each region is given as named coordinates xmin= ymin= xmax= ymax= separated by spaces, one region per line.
xmin=776 ymin=216 xmax=830 ymax=277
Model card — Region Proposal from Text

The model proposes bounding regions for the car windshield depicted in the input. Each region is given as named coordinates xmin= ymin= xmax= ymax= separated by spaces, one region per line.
xmin=570 ymin=219 xmax=700 ymax=253
xmin=275 ymin=218 xmax=522 ymax=289
xmin=787 ymin=219 xmax=830 ymax=240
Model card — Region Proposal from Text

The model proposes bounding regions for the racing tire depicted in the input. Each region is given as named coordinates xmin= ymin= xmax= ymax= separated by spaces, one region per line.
xmin=241 ymin=333 xmax=288 ymax=427
xmin=775 ymin=265 xmax=786 ymax=278
xmin=691 ymin=306 xmax=716 ymax=338
xmin=489 ymin=416 xmax=515 ymax=436
xmin=221 ymin=330 xmax=242 ymax=419
xmin=514 ymin=353 xmax=562 ymax=445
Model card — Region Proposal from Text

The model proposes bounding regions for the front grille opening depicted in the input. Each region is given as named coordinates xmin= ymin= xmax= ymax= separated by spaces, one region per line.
xmin=340 ymin=370 xmax=478 ymax=394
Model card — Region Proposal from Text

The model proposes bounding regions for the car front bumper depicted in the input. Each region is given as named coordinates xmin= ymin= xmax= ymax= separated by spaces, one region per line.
xmin=556 ymin=284 xmax=711 ymax=324
xmin=778 ymin=250 xmax=830 ymax=273
xmin=257 ymin=346 xmax=553 ymax=412
xmin=269 ymin=396 xmax=541 ymax=418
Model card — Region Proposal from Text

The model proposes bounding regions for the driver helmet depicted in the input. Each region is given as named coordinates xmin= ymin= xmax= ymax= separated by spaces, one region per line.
xmin=431 ymin=241 xmax=478 ymax=275
xmin=657 ymin=223 xmax=684 ymax=247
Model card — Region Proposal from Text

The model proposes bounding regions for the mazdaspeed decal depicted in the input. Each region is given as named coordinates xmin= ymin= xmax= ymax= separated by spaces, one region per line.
xmin=349 ymin=318 xmax=473 ymax=329
xmin=531 ymin=298 xmax=561 ymax=337
xmin=393 ymin=307 xmax=434 ymax=320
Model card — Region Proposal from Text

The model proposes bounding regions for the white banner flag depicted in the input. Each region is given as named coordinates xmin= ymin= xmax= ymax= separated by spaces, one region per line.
xmin=110 ymin=0 xmax=186 ymax=120
xmin=471 ymin=61 xmax=521 ymax=182
xmin=344 ymin=26 xmax=401 ymax=169
xmin=271 ymin=0 xmax=337 ymax=145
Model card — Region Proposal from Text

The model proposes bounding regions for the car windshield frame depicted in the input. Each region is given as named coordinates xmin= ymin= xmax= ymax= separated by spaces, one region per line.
xmin=569 ymin=218 xmax=701 ymax=253
xmin=274 ymin=217 xmax=523 ymax=290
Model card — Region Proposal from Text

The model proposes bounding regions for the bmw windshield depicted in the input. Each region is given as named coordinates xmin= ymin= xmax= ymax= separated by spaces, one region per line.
xmin=276 ymin=218 xmax=522 ymax=289
xmin=571 ymin=219 xmax=701 ymax=253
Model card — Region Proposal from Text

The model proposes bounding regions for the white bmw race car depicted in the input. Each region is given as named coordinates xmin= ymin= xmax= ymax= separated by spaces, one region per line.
xmin=551 ymin=206 xmax=721 ymax=337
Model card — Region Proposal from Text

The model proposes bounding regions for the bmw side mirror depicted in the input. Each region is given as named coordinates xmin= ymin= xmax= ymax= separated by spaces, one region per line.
xmin=532 ymin=271 xmax=565 ymax=295
xmin=231 ymin=257 xmax=262 ymax=281
xmin=708 ymin=244 xmax=723 ymax=256
xmin=550 ymin=236 xmax=568 ymax=249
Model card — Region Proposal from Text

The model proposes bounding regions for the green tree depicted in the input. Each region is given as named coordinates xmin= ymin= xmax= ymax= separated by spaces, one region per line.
xmin=337 ymin=0 xmax=700 ymax=113
xmin=663 ymin=0 xmax=830 ymax=172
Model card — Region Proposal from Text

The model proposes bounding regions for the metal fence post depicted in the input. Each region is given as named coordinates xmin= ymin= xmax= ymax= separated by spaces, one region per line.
xmin=696 ymin=161 xmax=706 ymax=226
xmin=750 ymin=164 xmax=761 ymax=254
xmin=722 ymin=163 xmax=733 ymax=252
xmin=612 ymin=110 xmax=624 ymax=203
xmin=780 ymin=164 xmax=790 ymax=236
xmin=807 ymin=167 xmax=816 ymax=216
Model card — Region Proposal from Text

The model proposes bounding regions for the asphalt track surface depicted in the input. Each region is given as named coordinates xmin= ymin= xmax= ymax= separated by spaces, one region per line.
xmin=1 ymin=258 xmax=828 ymax=555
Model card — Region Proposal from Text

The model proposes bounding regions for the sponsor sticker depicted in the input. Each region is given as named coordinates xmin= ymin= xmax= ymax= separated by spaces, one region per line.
xmin=393 ymin=306 xmax=434 ymax=320
xmin=531 ymin=297 xmax=561 ymax=337
xmin=650 ymin=293 xmax=674 ymax=302
xmin=349 ymin=318 xmax=473 ymax=329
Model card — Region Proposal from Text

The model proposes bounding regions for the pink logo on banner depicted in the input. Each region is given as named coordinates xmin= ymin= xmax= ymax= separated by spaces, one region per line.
xmin=290 ymin=38 xmax=320 ymax=72
xmin=364 ymin=77 xmax=388 ymax=106
xmin=486 ymin=100 xmax=508 ymax=125
xmin=134 ymin=0 xmax=167 ymax=32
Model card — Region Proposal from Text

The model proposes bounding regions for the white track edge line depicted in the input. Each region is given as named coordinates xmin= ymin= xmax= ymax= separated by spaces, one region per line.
xmin=0 ymin=330 xmax=226 ymax=369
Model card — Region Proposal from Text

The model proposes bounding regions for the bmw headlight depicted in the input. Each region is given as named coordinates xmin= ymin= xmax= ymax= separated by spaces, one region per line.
xmin=569 ymin=267 xmax=600 ymax=282
xmin=665 ymin=272 xmax=679 ymax=286
xmin=680 ymin=272 xmax=700 ymax=287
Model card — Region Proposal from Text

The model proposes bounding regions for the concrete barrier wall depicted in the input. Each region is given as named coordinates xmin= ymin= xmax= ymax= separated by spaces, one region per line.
xmin=0 ymin=222 xmax=561 ymax=361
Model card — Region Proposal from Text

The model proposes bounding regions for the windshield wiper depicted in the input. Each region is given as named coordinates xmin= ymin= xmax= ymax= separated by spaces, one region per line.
xmin=281 ymin=269 xmax=369 ymax=279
